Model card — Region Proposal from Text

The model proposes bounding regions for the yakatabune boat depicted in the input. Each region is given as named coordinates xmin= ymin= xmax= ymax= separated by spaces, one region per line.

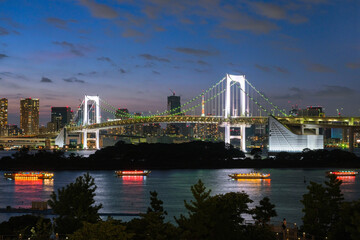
xmin=115 ymin=170 xmax=151 ymax=176
xmin=229 ymin=172 xmax=270 ymax=179
xmin=4 ymin=172 xmax=54 ymax=180
xmin=326 ymin=171 xmax=358 ymax=176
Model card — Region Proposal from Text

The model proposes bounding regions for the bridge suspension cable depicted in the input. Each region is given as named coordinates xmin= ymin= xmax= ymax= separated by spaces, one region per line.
xmin=236 ymin=84 xmax=269 ymax=116
xmin=99 ymin=98 xmax=136 ymax=118
xmin=176 ymin=81 xmax=237 ymax=116
xmin=243 ymin=77 xmax=287 ymax=116
xmin=149 ymin=77 xmax=226 ymax=117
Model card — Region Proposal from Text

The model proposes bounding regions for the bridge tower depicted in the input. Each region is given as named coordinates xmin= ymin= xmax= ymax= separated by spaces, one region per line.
xmin=82 ymin=95 xmax=101 ymax=149
xmin=224 ymin=74 xmax=248 ymax=151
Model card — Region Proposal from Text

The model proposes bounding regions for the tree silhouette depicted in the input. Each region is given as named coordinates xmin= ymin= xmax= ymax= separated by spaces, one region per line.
xmin=253 ymin=197 xmax=277 ymax=227
xmin=48 ymin=173 xmax=102 ymax=234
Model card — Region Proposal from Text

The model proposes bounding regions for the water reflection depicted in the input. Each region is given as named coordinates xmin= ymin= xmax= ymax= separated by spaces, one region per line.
xmin=337 ymin=176 xmax=356 ymax=183
xmin=102 ymin=175 xmax=147 ymax=214
xmin=233 ymin=178 xmax=271 ymax=186
xmin=9 ymin=179 xmax=54 ymax=208
xmin=119 ymin=176 xmax=147 ymax=183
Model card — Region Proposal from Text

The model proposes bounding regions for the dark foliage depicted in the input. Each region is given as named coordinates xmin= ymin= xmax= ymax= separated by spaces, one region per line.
xmin=0 ymin=215 xmax=51 ymax=238
xmin=1 ymin=143 xmax=359 ymax=170
xmin=300 ymin=175 xmax=360 ymax=240
xmin=48 ymin=173 xmax=102 ymax=234
xmin=175 ymin=179 xmax=277 ymax=240
xmin=127 ymin=191 xmax=178 ymax=240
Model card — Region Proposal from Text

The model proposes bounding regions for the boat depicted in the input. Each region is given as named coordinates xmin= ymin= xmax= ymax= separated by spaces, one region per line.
xmin=115 ymin=170 xmax=151 ymax=176
xmin=4 ymin=171 xmax=54 ymax=180
xmin=229 ymin=172 xmax=270 ymax=179
xmin=326 ymin=171 xmax=358 ymax=177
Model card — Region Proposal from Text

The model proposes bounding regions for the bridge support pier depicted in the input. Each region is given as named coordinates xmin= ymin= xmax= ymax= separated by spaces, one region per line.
xmin=225 ymin=122 xmax=231 ymax=146
xmin=349 ymin=127 xmax=354 ymax=153
xmin=95 ymin=130 xmax=100 ymax=149
xmin=224 ymin=123 xmax=246 ymax=152
xmin=83 ymin=130 xmax=100 ymax=149
xmin=83 ymin=130 xmax=87 ymax=149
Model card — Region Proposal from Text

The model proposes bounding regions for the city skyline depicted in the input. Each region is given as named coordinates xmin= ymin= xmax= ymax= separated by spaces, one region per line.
xmin=1 ymin=0 xmax=359 ymax=125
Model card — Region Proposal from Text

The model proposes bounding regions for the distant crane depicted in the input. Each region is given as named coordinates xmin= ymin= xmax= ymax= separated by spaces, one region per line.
xmin=169 ymin=89 xmax=176 ymax=96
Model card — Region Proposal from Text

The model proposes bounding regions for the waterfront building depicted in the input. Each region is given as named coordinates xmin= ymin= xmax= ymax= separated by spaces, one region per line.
xmin=167 ymin=94 xmax=181 ymax=115
xmin=0 ymin=124 xmax=23 ymax=137
xmin=269 ymin=116 xmax=323 ymax=152
xmin=51 ymin=107 xmax=71 ymax=130
xmin=299 ymin=106 xmax=324 ymax=117
xmin=20 ymin=98 xmax=39 ymax=135
xmin=289 ymin=106 xmax=325 ymax=117
xmin=0 ymin=98 xmax=8 ymax=136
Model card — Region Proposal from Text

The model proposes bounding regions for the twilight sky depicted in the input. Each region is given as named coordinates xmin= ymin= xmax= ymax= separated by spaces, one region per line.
xmin=0 ymin=0 xmax=359 ymax=125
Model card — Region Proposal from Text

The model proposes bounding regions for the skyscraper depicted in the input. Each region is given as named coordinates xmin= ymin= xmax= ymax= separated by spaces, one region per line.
xmin=20 ymin=98 xmax=39 ymax=135
xmin=0 ymin=98 xmax=8 ymax=127
xmin=0 ymin=98 xmax=8 ymax=136
xmin=51 ymin=107 xmax=71 ymax=130
xmin=167 ymin=94 xmax=181 ymax=115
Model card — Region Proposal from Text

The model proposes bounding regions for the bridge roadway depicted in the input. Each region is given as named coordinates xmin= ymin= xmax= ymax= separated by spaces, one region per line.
xmin=66 ymin=115 xmax=360 ymax=132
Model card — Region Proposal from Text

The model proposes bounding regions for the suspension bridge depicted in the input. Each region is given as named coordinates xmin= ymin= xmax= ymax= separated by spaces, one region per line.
xmin=54 ymin=74 xmax=360 ymax=152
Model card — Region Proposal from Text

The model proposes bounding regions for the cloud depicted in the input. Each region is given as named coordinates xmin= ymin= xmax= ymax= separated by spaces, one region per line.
xmin=97 ymin=56 xmax=116 ymax=66
xmin=229 ymin=62 xmax=241 ymax=67
xmin=0 ymin=79 xmax=23 ymax=89
xmin=251 ymin=2 xmax=287 ymax=20
xmin=272 ymin=87 xmax=305 ymax=100
xmin=0 ymin=26 xmax=9 ymax=35
xmin=63 ymin=77 xmax=85 ymax=83
xmin=78 ymin=71 xmax=97 ymax=76
xmin=197 ymin=60 xmax=209 ymax=66
xmin=316 ymin=85 xmax=355 ymax=98
xmin=139 ymin=54 xmax=170 ymax=63
xmin=346 ymin=62 xmax=360 ymax=69
xmin=273 ymin=66 xmax=289 ymax=74
xmin=194 ymin=68 xmax=207 ymax=73
xmin=53 ymin=41 xmax=89 ymax=56
xmin=171 ymin=47 xmax=218 ymax=57
xmin=255 ymin=64 xmax=271 ymax=72
xmin=273 ymin=85 xmax=355 ymax=100
xmin=289 ymin=14 xmax=308 ymax=24
xmin=0 ymin=53 xmax=8 ymax=59
xmin=41 ymin=77 xmax=53 ymax=83
xmin=0 ymin=72 xmax=27 ymax=80
xmin=77 ymin=0 xmax=118 ymax=19
xmin=46 ymin=17 xmax=77 ymax=29
xmin=219 ymin=8 xmax=279 ymax=34
xmin=121 ymin=28 xmax=145 ymax=38
xmin=305 ymin=62 xmax=335 ymax=73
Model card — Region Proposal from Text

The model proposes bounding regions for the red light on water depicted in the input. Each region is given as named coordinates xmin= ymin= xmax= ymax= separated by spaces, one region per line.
xmin=122 ymin=176 xmax=145 ymax=181
xmin=122 ymin=171 xmax=145 ymax=174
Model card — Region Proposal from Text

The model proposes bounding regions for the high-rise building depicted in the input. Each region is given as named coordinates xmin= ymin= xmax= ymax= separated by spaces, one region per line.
xmin=0 ymin=98 xmax=8 ymax=135
xmin=51 ymin=107 xmax=71 ymax=130
xmin=167 ymin=94 xmax=181 ymax=115
xmin=20 ymin=98 xmax=39 ymax=135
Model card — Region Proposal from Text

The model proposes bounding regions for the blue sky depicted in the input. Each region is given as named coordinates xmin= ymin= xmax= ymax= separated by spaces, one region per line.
xmin=0 ymin=0 xmax=359 ymax=124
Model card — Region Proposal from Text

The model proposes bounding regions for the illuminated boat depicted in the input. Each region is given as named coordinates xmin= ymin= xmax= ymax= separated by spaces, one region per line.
xmin=326 ymin=171 xmax=358 ymax=177
xmin=115 ymin=170 xmax=151 ymax=176
xmin=4 ymin=172 xmax=54 ymax=180
xmin=229 ymin=172 xmax=270 ymax=179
